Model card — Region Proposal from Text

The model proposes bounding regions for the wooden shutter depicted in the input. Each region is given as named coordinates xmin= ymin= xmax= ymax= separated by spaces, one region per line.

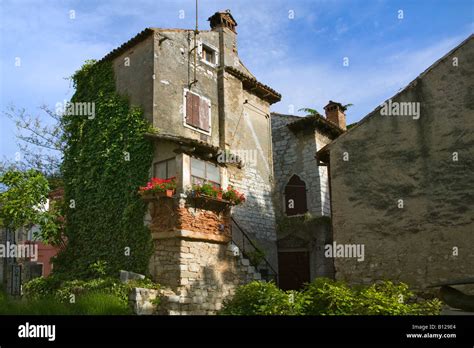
xmin=199 ymin=98 xmax=210 ymax=131
xmin=186 ymin=91 xmax=200 ymax=128
xmin=186 ymin=91 xmax=194 ymax=125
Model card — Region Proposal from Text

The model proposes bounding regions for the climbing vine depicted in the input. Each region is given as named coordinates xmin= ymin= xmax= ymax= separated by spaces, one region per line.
xmin=276 ymin=213 xmax=331 ymax=235
xmin=54 ymin=60 xmax=154 ymax=279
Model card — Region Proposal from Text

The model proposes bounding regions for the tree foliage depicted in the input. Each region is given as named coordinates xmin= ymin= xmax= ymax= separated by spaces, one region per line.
xmin=2 ymin=105 xmax=64 ymax=176
xmin=0 ymin=169 xmax=62 ymax=245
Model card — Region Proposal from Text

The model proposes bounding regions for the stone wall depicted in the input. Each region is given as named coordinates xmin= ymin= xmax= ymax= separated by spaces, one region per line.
xmin=146 ymin=195 xmax=263 ymax=314
xmin=271 ymin=113 xmax=333 ymax=217
xmin=152 ymin=239 xmax=260 ymax=315
xmin=326 ymin=35 xmax=474 ymax=291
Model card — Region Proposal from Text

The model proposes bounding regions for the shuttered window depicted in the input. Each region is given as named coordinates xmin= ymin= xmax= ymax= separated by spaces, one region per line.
xmin=185 ymin=91 xmax=210 ymax=132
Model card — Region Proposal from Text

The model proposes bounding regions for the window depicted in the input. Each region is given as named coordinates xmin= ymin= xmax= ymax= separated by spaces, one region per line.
xmin=284 ymin=175 xmax=308 ymax=216
xmin=154 ymin=158 xmax=176 ymax=179
xmin=184 ymin=90 xmax=211 ymax=133
xmin=202 ymin=45 xmax=217 ymax=66
xmin=190 ymin=157 xmax=220 ymax=187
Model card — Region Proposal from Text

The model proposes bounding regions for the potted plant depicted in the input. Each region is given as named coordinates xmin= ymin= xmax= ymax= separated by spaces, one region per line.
xmin=222 ymin=186 xmax=246 ymax=205
xmin=139 ymin=177 xmax=177 ymax=197
xmin=192 ymin=183 xmax=220 ymax=199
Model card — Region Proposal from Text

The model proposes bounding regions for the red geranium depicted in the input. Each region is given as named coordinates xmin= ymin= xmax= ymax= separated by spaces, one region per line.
xmin=139 ymin=177 xmax=177 ymax=193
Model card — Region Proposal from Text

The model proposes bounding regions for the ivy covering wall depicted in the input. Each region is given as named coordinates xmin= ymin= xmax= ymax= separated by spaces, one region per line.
xmin=54 ymin=60 xmax=153 ymax=279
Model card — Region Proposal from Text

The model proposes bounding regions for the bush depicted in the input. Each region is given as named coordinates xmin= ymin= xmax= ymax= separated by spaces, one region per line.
xmin=22 ymin=275 xmax=160 ymax=313
xmin=220 ymin=281 xmax=302 ymax=315
xmin=300 ymin=278 xmax=356 ymax=315
xmin=221 ymin=278 xmax=442 ymax=316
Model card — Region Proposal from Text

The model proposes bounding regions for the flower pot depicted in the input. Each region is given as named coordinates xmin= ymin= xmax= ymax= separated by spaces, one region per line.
xmin=217 ymin=192 xmax=223 ymax=200
xmin=165 ymin=189 xmax=174 ymax=197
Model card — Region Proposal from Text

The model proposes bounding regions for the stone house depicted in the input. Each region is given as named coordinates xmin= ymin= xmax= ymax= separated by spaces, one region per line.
xmin=100 ymin=11 xmax=282 ymax=313
xmin=271 ymin=104 xmax=345 ymax=289
xmin=317 ymin=34 xmax=474 ymax=292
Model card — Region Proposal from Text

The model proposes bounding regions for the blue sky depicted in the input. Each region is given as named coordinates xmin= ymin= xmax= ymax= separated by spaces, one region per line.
xmin=0 ymin=0 xmax=473 ymax=162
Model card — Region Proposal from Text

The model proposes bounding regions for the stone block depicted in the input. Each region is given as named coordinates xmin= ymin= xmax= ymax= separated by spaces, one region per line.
xmin=120 ymin=270 xmax=145 ymax=283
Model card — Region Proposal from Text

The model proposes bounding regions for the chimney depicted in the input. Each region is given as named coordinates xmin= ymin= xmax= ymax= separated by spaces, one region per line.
xmin=324 ymin=100 xmax=346 ymax=130
xmin=208 ymin=10 xmax=237 ymax=34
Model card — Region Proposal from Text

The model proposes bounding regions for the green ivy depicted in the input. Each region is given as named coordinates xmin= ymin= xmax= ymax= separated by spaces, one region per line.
xmin=276 ymin=213 xmax=331 ymax=235
xmin=53 ymin=60 xmax=154 ymax=279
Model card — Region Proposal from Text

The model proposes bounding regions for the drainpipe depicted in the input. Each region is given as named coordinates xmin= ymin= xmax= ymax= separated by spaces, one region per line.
xmin=217 ymin=29 xmax=226 ymax=149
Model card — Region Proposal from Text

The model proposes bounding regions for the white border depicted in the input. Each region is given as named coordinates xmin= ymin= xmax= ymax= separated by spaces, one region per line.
xmin=200 ymin=42 xmax=219 ymax=68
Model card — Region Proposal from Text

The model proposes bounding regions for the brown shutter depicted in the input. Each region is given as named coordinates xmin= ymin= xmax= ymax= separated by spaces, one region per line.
xmin=192 ymin=93 xmax=200 ymax=127
xmin=199 ymin=98 xmax=210 ymax=131
xmin=186 ymin=91 xmax=193 ymax=125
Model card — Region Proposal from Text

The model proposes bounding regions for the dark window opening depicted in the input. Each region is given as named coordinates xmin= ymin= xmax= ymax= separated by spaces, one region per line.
xmin=284 ymin=175 xmax=308 ymax=216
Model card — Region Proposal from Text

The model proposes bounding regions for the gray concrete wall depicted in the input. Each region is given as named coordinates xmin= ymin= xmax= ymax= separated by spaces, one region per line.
xmin=112 ymin=35 xmax=155 ymax=123
xmin=152 ymin=29 xmax=220 ymax=146
xmin=327 ymin=36 xmax=474 ymax=290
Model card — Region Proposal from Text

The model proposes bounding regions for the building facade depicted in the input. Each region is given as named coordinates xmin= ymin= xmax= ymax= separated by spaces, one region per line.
xmin=317 ymin=35 xmax=474 ymax=292
xmin=271 ymin=104 xmax=344 ymax=289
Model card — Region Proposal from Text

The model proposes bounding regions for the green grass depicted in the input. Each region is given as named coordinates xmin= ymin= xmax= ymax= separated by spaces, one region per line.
xmin=0 ymin=291 xmax=132 ymax=315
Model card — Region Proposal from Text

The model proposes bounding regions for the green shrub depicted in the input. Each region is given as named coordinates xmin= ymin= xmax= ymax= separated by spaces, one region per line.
xmin=220 ymin=281 xmax=301 ymax=315
xmin=301 ymin=278 xmax=356 ymax=315
xmin=23 ymin=275 xmax=160 ymax=309
xmin=221 ymin=278 xmax=442 ymax=316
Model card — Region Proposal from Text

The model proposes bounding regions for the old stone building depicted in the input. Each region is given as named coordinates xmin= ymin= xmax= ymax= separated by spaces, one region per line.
xmin=317 ymin=34 xmax=474 ymax=291
xmin=271 ymin=104 xmax=345 ymax=289
xmin=100 ymin=10 xmax=281 ymax=313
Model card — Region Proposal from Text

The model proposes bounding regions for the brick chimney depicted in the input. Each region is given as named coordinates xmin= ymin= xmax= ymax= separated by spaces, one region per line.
xmin=324 ymin=100 xmax=346 ymax=130
xmin=208 ymin=10 xmax=237 ymax=33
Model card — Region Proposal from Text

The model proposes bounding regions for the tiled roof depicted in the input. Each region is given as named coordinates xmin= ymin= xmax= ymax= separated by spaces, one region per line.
xmin=99 ymin=28 xmax=155 ymax=63
xmin=224 ymin=66 xmax=281 ymax=104
xmin=285 ymin=113 xmax=344 ymax=138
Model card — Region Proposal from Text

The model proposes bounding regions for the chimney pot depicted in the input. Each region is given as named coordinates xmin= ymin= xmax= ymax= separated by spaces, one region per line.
xmin=324 ymin=100 xmax=347 ymax=130
xmin=208 ymin=10 xmax=238 ymax=33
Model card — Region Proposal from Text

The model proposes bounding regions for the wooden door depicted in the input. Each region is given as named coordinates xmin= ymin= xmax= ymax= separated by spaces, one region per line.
xmin=278 ymin=251 xmax=310 ymax=290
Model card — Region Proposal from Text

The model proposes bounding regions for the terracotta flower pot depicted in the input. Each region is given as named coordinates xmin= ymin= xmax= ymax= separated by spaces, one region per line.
xmin=165 ymin=189 xmax=174 ymax=197
xmin=217 ymin=192 xmax=223 ymax=200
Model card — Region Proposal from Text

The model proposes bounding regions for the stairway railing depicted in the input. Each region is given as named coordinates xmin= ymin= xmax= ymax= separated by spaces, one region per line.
xmin=230 ymin=217 xmax=278 ymax=283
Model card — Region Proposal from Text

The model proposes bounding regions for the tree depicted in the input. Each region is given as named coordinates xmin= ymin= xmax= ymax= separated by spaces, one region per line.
xmin=299 ymin=103 xmax=354 ymax=115
xmin=0 ymin=169 xmax=64 ymax=247
xmin=2 ymin=104 xmax=64 ymax=177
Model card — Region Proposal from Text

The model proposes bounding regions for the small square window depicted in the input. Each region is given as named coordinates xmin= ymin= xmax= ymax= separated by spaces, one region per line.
xmin=190 ymin=157 xmax=220 ymax=187
xmin=202 ymin=45 xmax=217 ymax=66
xmin=154 ymin=158 xmax=176 ymax=179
